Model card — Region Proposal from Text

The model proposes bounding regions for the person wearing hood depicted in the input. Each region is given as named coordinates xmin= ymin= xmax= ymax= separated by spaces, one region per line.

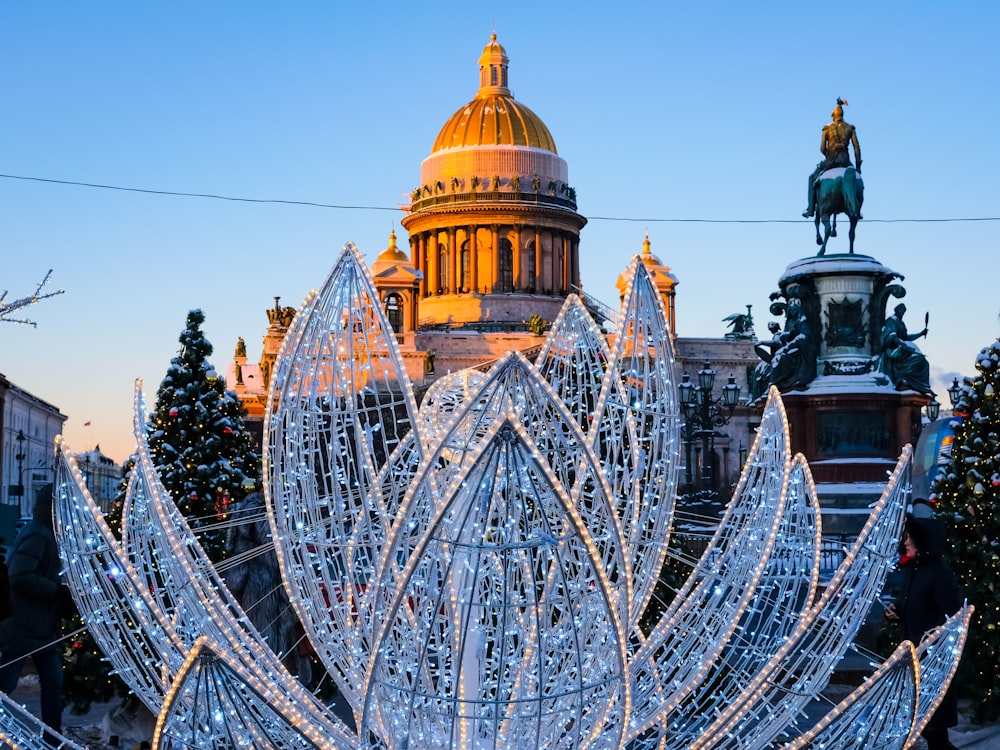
xmin=0 ymin=484 xmax=68 ymax=734
xmin=885 ymin=515 xmax=963 ymax=750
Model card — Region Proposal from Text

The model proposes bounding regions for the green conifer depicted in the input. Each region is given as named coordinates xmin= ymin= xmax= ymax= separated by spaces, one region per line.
xmin=935 ymin=338 xmax=1000 ymax=722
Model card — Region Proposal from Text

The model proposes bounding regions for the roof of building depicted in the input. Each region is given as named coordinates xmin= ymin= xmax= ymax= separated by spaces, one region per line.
xmin=430 ymin=34 xmax=557 ymax=154
xmin=374 ymin=229 xmax=409 ymax=264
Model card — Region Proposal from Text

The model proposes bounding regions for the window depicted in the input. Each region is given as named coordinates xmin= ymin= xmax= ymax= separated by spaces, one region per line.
xmin=437 ymin=243 xmax=448 ymax=292
xmin=384 ymin=293 xmax=403 ymax=333
xmin=461 ymin=241 xmax=471 ymax=292
xmin=498 ymin=239 xmax=513 ymax=293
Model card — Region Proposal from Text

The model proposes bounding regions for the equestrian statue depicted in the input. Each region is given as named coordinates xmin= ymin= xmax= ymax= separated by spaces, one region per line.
xmin=802 ymin=98 xmax=863 ymax=255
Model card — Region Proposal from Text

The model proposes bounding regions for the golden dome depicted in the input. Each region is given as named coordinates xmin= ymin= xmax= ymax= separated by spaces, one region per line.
xmin=376 ymin=229 xmax=409 ymax=263
xmin=430 ymin=34 xmax=557 ymax=154
xmin=617 ymin=234 xmax=677 ymax=296
xmin=640 ymin=232 xmax=664 ymax=267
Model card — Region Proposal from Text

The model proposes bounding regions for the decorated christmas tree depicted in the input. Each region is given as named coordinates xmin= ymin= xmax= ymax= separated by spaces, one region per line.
xmin=146 ymin=309 xmax=260 ymax=560
xmin=935 ymin=337 xmax=1000 ymax=722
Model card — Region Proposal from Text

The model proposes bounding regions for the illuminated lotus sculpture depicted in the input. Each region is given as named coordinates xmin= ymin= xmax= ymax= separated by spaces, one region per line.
xmin=1 ymin=244 xmax=969 ymax=750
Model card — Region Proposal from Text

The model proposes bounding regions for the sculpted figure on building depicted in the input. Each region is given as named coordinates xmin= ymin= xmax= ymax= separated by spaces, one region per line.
xmin=875 ymin=303 xmax=932 ymax=394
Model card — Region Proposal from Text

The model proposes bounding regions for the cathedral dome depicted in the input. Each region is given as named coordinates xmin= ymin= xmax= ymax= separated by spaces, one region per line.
xmin=413 ymin=34 xmax=568 ymax=202
xmin=431 ymin=94 xmax=557 ymax=154
xmin=431 ymin=35 xmax=557 ymax=154
xmin=431 ymin=34 xmax=557 ymax=154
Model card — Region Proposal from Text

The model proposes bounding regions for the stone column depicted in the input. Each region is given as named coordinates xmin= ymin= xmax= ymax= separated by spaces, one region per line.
xmin=551 ymin=232 xmax=560 ymax=294
xmin=412 ymin=235 xmax=425 ymax=298
xmin=424 ymin=234 xmax=437 ymax=296
xmin=571 ymin=236 xmax=580 ymax=290
xmin=512 ymin=226 xmax=522 ymax=291
xmin=562 ymin=235 xmax=570 ymax=293
xmin=491 ymin=224 xmax=501 ymax=293
xmin=468 ymin=225 xmax=479 ymax=294
xmin=534 ymin=228 xmax=542 ymax=292
xmin=448 ymin=228 xmax=457 ymax=294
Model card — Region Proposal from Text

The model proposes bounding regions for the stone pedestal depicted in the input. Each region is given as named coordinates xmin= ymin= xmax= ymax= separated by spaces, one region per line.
xmin=764 ymin=252 xmax=933 ymax=536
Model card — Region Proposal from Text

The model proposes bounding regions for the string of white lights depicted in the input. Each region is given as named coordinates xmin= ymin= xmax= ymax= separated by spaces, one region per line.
xmin=587 ymin=261 xmax=681 ymax=629
xmin=125 ymin=383 xmax=355 ymax=749
xmin=648 ymin=453 xmax=823 ymax=746
xmin=626 ymin=387 xmax=791 ymax=738
xmin=37 ymin=240 xmax=966 ymax=750
xmin=906 ymin=604 xmax=974 ymax=746
xmin=264 ymin=244 xmax=426 ymax=718
xmin=154 ymin=636 xmax=333 ymax=750
xmin=781 ymin=640 xmax=919 ymax=750
xmin=52 ymin=438 xmax=179 ymax=713
xmin=0 ymin=680 xmax=87 ymax=750
xmin=777 ymin=600 xmax=972 ymax=749
xmin=692 ymin=448 xmax=911 ymax=750
xmin=363 ymin=415 xmax=630 ymax=749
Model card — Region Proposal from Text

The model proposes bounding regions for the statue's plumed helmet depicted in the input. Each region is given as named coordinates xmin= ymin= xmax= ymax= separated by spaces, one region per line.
xmin=832 ymin=97 xmax=848 ymax=119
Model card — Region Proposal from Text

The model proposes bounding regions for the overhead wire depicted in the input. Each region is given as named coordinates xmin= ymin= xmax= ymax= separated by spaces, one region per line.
xmin=2 ymin=173 xmax=998 ymax=224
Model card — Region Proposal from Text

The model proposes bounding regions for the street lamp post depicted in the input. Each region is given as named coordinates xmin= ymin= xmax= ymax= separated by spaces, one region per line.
xmin=924 ymin=377 xmax=964 ymax=423
xmin=924 ymin=399 xmax=941 ymax=422
xmin=678 ymin=361 xmax=741 ymax=494
xmin=947 ymin=378 xmax=963 ymax=411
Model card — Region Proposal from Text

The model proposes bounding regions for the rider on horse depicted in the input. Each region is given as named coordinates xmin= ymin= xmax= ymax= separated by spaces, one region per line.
xmin=803 ymin=98 xmax=862 ymax=218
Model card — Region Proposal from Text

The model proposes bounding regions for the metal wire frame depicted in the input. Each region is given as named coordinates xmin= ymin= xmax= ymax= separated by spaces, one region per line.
xmin=692 ymin=447 xmax=912 ymax=750
xmin=905 ymin=604 xmax=974 ymax=747
xmin=358 ymin=354 xmax=635 ymax=749
xmin=781 ymin=640 xmax=919 ymax=750
xmin=0 ymin=684 xmax=87 ymax=750
xmin=648 ymin=453 xmax=823 ymax=747
xmin=123 ymin=382 xmax=355 ymax=750
xmin=53 ymin=438 xmax=178 ymax=713
xmin=587 ymin=260 xmax=681 ymax=629
xmin=361 ymin=416 xmax=629 ymax=750
xmin=40 ymin=243 xmax=968 ymax=750
xmin=626 ymin=387 xmax=792 ymax=737
xmin=153 ymin=636 xmax=332 ymax=750
xmin=265 ymin=245 xmax=425 ymax=717
xmin=789 ymin=604 xmax=970 ymax=750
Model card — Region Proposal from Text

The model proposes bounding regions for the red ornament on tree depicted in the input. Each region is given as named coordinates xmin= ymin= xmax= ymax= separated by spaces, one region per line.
xmin=169 ymin=407 xmax=179 ymax=418
xmin=223 ymin=427 xmax=233 ymax=435
xmin=189 ymin=491 xmax=198 ymax=500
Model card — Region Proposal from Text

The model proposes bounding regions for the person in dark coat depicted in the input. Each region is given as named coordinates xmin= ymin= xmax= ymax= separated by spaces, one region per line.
xmin=0 ymin=484 xmax=67 ymax=734
xmin=885 ymin=515 xmax=963 ymax=750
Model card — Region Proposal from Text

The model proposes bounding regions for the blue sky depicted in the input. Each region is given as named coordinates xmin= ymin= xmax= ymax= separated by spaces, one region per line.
xmin=2 ymin=2 xmax=997 ymax=464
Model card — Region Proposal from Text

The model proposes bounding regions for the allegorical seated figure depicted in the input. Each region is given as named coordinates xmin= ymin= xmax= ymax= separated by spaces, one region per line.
xmin=875 ymin=303 xmax=932 ymax=394
xmin=747 ymin=321 xmax=782 ymax=401
xmin=803 ymin=98 xmax=862 ymax=218
xmin=768 ymin=300 xmax=819 ymax=392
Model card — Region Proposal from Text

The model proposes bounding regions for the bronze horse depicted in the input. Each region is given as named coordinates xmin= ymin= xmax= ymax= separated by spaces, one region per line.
xmin=814 ymin=168 xmax=863 ymax=255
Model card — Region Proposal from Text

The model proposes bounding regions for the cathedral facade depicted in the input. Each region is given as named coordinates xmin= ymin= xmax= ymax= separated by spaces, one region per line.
xmin=228 ymin=34 xmax=758 ymax=498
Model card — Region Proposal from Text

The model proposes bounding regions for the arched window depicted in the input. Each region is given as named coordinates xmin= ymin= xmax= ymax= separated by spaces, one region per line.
xmin=460 ymin=241 xmax=471 ymax=293
xmin=437 ymin=243 xmax=448 ymax=293
xmin=498 ymin=239 xmax=513 ymax=293
xmin=384 ymin=293 xmax=403 ymax=333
